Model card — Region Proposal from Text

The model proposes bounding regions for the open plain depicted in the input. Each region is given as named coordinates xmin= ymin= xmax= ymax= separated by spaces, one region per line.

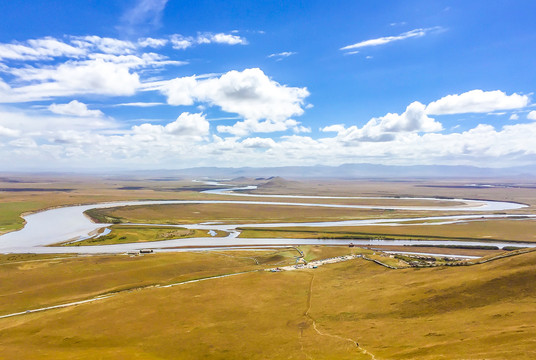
xmin=1 ymin=174 xmax=536 ymax=359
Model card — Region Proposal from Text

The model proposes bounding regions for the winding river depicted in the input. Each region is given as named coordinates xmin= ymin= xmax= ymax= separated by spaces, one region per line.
xmin=0 ymin=183 xmax=533 ymax=255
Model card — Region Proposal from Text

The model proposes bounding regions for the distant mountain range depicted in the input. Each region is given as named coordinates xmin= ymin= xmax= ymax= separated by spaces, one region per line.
xmin=120 ymin=163 xmax=536 ymax=180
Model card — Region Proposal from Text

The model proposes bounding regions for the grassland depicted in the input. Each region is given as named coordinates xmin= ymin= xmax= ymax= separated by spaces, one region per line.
xmin=238 ymin=218 xmax=536 ymax=242
xmin=84 ymin=202 xmax=440 ymax=225
xmin=61 ymin=225 xmax=226 ymax=246
xmin=0 ymin=247 xmax=535 ymax=359
xmin=0 ymin=174 xmax=255 ymax=235
xmin=0 ymin=246 xmax=364 ymax=316
xmin=2 ymin=174 xmax=536 ymax=358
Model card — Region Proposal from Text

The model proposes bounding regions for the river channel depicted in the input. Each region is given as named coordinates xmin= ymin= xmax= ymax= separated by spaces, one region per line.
xmin=0 ymin=183 xmax=533 ymax=255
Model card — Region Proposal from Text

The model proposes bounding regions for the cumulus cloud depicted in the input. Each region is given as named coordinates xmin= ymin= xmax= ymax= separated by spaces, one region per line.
xmin=159 ymin=68 xmax=310 ymax=136
xmin=49 ymin=100 xmax=104 ymax=117
xmin=241 ymin=137 xmax=277 ymax=148
xmin=217 ymin=119 xmax=302 ymax=137
xmin=170 ymin=35 xmax=194 ymax=50
xmin=132 ymin=112 xmax=209 ymax=138
xmin=322 ymin=89 xmax=530 ymax=145
xmin=340 ymin=27 xmax=443 ymax=51
xmin=321 ymin=124 xmax=346 ymax=133
xmin=328 ymin=101 xmax=443 ymax=143
xmin=426 ymin=90 xmax=529 ymax=115
xmin=4 ymin=109 xmax=536 ymax=170
xmin=509 ymin=113 xmax=519 ymax=120
xmin=198 ymin=32 xmax=247 ymax=45
xmin=373 ymin=101 xmax=443 ymax=132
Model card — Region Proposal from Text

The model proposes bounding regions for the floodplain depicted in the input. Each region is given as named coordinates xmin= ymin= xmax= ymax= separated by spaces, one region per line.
xmin=1 ymin=174 xmax=536 ymax=359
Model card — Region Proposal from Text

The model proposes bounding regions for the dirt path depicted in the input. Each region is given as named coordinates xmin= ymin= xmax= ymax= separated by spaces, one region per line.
xmin=304 ymin=273 xmax=378 ymax=360
xmin=0 ymin=270 xmax=254 ymax=320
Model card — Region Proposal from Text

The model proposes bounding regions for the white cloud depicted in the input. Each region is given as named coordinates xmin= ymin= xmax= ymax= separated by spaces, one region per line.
xmin=293 ymin=126 xmax=311 ymax=133
xmin=132 ymin=112 xmax=209 ymax=137
xmin=241 ymin=137 xmax=277 ymax=148
xmin=170 ymin=32 xmax=247 ymax=50
xmin=119 ymin=0 xmax=169 ymax=35
xmin=3 ymin=110 xmax=536 ymax=170
xmin=341 ymin=27 xmax=443 ymax=51
xmin=321 ymin=89 xmax=530 ymax=146
xmin=0 ymin=78 xmax=10 ymax=91
xmin=0 ymin=106 xmax=117 ymax=136
xmin=170 ymin=35 xmax=194 ymax=50
xmin=332 ymin=101 xmax=443 ymax=143
xmin=217 ymin=119 xmax=301 ymax=137
xmin=528 ymin=111 xmax=536 ymax=121
xmin=321 ymin=124 xmax=346 ymax=133
xmin=509 ymin=114 xmax=519 ymax=120
xmin=49 ymin=100 xmax=104 ymax=117
xmin=70 ymin=36 xmax=136 ymax=55
xmin=426 ymin=90 xmax=530 ymax=115
xmin=9 ymin=137 xmax=37 ymax=148
xmin=268 ymin=51 xmax=296 ymax=60
xmin=376 ymin=101 xmax=443 ymax=132
xmin=3 ymin=58 xmax=141 ymax=102
xmin=0 ymin=37 xmax=86 ymax=61
xmin=0 ymin=125 xmax=20 ymax=137
xmin=198 ymin=32 xmax=247 ymax=45
xmin=161 ymin=75 xmax=198 ymax=105
xmin=160 ymin=68 xmax=310 ymax=136
xmin=138 ymin=37 xmax=168 ymax=48
xmin=114 ymin=102 xmax=165 ymax=107
xmin=165 ymin=112 xmax=209 ymax=136
xmin=87 ymin=52 xmax=185 ymax=68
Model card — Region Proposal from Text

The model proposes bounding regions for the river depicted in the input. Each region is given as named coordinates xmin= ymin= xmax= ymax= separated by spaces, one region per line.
xmin=0 ymin=183 xmax=533 ymax=255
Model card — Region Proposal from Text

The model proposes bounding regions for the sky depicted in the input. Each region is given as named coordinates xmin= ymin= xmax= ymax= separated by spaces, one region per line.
xmin=0 ymin=0 xmax=535 ymax=171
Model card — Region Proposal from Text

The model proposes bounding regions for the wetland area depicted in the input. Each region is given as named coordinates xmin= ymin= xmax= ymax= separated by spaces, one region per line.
xmin=1 ymin=174 xmax=536 ymax=359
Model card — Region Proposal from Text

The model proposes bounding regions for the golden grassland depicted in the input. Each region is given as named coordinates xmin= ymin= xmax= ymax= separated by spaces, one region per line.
xmin=84 ymin=202 xmax=454 ymax=225
xmin=2 ymin=175 xmax=536 ymax=358
xmin=0 ymin=174 xmax=254 ymax=235
xmin=0 ymin=246 xmax=362 ymax=316
xmin=252 ymin=178 xmax=536 ymax=204
xmin=0 ymin=247 xmax=535 ymax=359
xmin=61 ymin=225 xmax=226 ymax=246
xmin=2 ymin=174 xmax=535 ymax=236
xmin=368 ymin=245 xmax=504 ymax=257
xmin=238 ymin=218 xmax=536 ymax=243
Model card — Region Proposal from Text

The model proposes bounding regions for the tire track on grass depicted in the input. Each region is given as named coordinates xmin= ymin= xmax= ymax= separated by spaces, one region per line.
xmin=304 ymin=273 xmax=378 ymax=360
xmin=0 ymin=270 xmax=254 ymax=320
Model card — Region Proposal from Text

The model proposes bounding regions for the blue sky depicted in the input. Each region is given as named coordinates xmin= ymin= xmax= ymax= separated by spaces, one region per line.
xmin=0 ymin=0 xmax=535 ymax=170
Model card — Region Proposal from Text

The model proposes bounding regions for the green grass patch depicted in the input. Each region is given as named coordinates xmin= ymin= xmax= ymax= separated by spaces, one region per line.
xmin=63 ymin=225 xmax=225 ymax=246
xmin=0 ymin=201 xmax=43 ymax=234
